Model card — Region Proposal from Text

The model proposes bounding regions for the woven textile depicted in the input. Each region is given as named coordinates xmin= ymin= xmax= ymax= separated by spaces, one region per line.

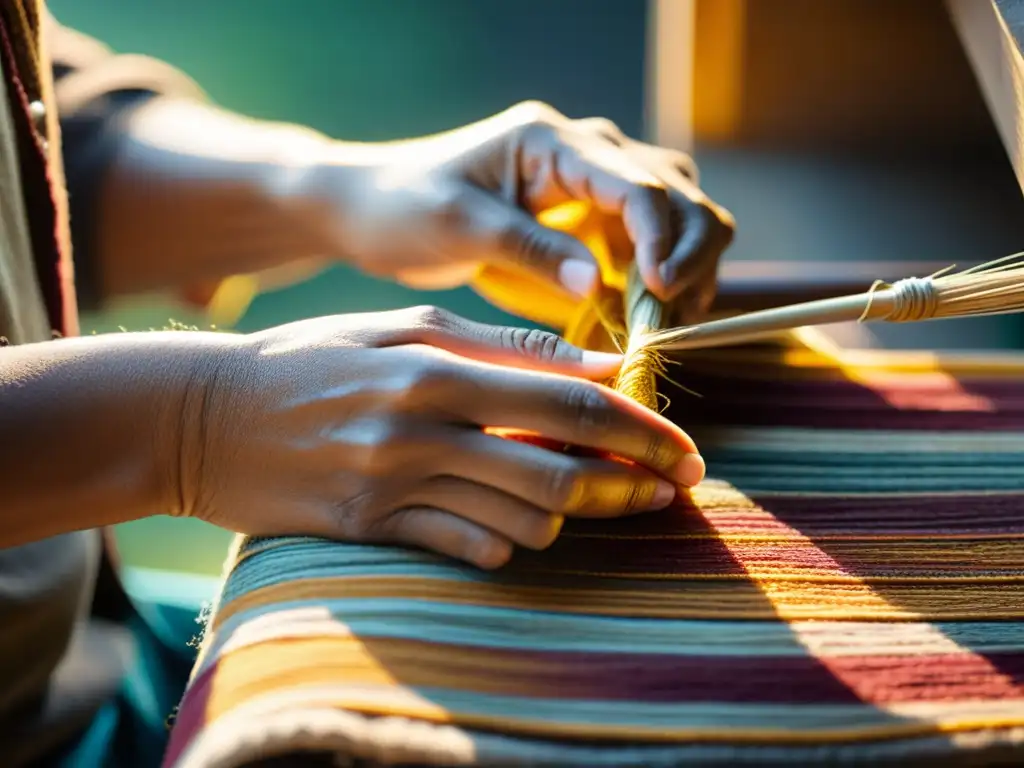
xmin=163 ymin=335 xmax=1024 ymax=767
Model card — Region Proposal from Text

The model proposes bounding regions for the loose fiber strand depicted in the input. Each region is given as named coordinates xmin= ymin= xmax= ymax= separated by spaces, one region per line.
xmin=637 ymin=252 xmax=1024 ymax=354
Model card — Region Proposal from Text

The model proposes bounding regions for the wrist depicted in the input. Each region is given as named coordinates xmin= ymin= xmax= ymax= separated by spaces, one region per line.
xmin=278 ymin=139 xmax=398 ymax=268
xmin=0 ymin=331 xmax=243 ymax=545
xmin=158 ymin=332 xmax=249 ymax=521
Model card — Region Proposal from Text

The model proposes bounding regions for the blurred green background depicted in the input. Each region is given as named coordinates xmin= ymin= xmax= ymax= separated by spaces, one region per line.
xmin=49 ymin=0 xmax=651 ymax=577
xmin=47 ymin=1 xmax=1024 ymax=581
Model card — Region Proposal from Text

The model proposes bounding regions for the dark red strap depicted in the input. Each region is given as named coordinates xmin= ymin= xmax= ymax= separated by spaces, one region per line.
xmin=0 ymin=7 xmax=72 ymax=338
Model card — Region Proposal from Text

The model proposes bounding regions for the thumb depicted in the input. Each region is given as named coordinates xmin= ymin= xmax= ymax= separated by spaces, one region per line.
xmin=383 ymin=306 xmax=622 ymax=380
xmin=459 ymin=185 xmax=602 ymax=299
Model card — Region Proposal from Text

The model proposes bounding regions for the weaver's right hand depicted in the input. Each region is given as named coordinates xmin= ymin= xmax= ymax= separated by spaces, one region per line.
xmin=181 ymin=306 xmax=705 ymax=568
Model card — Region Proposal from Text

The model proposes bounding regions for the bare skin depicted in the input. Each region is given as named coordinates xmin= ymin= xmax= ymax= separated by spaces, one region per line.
xmin=0 ymin=308 xmax=703 ymax=569
xmin=97 ymin=100 xmax=734 ymax=310
xmin=2 ymin=99 xmax=729 ymax=567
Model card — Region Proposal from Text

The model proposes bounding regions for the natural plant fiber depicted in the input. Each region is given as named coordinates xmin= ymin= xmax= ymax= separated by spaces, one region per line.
xmin=641 ymin=253 xmax=1024 ymax=355
xmin=608 ymin=266 xmax=668 ymax=411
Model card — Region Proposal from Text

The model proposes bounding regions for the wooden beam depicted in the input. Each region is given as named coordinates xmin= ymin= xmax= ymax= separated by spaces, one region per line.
xmin=692 ymin=0 xmax=747 ymax=143
xmin=948 ymin=0 xmax=1024 ymax=195
xmin=645 ymin=0 xmax=696 ymax=151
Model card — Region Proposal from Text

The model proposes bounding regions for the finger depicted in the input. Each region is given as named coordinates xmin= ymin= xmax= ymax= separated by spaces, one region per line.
xmin=667 ymin=264 xmax=720 ymax=325
xmin=382 ymin=507 xmax=513 ymax=569
xmin=540 ymin=129 xmax=732 ymax=302
xmin=659 ymin=197 xmax=735 ymax=297
xmin=453 ymin=184 xmax=603 ymax=300
xmin=376 ymin=305 xmax=622 ymax=380
xmin=654 ymin=198 xmax=710 ymax=300
xmin=575 ymin=116 xmax=626 ymax=145
xmin=438 ymin=429 xmax=679 ymax=518
xmin=614 ymin=158 xmax=708 ymax=301
xmin=574 ymin=119 xmax=700 ymax=183
xmin=443 ymin=364 xmax=705 ymax=487
xmin=613 ymin=134 xmax=701 ymax=184
xmin=403 ymin=476 xmax=563 ymax=549
xmin=621 ymin=152 xmax=732 ymax=301
xmin=543 ymin=135 xmax=677 ymax=299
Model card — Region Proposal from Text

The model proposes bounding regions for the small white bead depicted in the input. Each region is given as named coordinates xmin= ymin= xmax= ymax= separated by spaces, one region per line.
xmin=28 ymin=99 xmax=45 ymax=124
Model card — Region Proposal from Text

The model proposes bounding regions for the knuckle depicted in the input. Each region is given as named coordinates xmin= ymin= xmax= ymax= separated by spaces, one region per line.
xmin=565 ymin=383 xmax=615 ymax=435
xmin=407 ymin=305 xmax=453 ymax=335
xmin=357 ymin=507 xmax=413 ymax=547
xmin=693 ymin=199 xmax=735 ymax=241
xmin=546 ymin=463 xmax=584 ymax=513
xmin=580 ymin=116 xmax=622 ymax=140
xmin=642 ymin=432 xmax=682 ymax=475
xmin=350 ymin=417 xmax=410 ymax=475
xmin=509 ymin=102 xmax=564 ymax=151
xmin=669 ymin=150 xmax=699 ymax=179
xmin=330 ymin=491 xmax=377 ymax=541
xmin=619 ymin=477 xmax=653 ymax=515
xmin=395 ymin=358 xmax=456 ymax=403
xmin=493 ymin=220 xmax=549 ymax=267
xmin=713 ymin=205 xmax=737 ymax=242
xmin=617 ymin=482 xmax=641 ymax=515
xmin=666 ymin=149 xmax=692 ymax=167
xmin=511 ymin=99 xmax=562 ymax=128
xmin=501 ymin=326 xmax=572 ymax=363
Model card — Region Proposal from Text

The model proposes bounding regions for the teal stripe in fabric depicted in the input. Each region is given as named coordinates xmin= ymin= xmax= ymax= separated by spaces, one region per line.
xmin=700 ymin=455 xmax=1024 ymax=493
xmin=205 ymin=601 xmax=1024 ymax=659
xmin=689 ymin=429 xmax=1024 ymax=453
xmin=220 ymin=544 xmax=483 ymax=605
xmin=166 ymin=345 xmax=1024 ymax=767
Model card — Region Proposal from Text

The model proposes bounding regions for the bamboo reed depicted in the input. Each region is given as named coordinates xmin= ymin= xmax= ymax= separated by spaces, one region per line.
xmin=641 ymin=254 xmax=1024 ymax=354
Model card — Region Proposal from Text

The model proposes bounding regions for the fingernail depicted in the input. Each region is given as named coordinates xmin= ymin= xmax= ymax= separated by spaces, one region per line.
xmin=580 ymin=349 xmax=624 ymax=370
xmin=558 ymin=260 xmax=599 ymax=298
xmin=648 ymin=480 xmax=677 ymax=510
xmin=675 ymin=453 xmax=706 ymax=487
xmin=657 ymin=261 xmax=677 ymax=290
xmin=474 ymin=537 xmax=513 ymax=570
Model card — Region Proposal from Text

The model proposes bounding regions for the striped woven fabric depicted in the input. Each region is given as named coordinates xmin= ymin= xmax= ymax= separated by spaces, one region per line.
xmin=163 ymin=335 xmax=1024 ymax=767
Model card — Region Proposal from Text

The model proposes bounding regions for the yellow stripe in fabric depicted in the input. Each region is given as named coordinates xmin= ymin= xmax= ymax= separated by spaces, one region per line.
xmin=684 ymin=481 xmax=1024 ymax=724
xmin=695 ymin=344 xmax=1024 ymax=379
xmin=203 ymin=637 xmax=1024 ymax=744
xmin=532 ymin=572 xmax=1024 ymax=584
xmin=196 ymin=205 xmax=1024 ymax=760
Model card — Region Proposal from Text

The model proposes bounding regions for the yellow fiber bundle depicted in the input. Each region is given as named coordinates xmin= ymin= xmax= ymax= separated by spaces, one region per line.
xmin=473 ymin=201 xmax=666 ymax=412
xmin=207 ymin=199 xmax=667 ymax=412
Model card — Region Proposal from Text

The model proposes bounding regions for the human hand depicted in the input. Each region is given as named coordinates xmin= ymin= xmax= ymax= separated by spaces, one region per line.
xmin=182 ymin=307 xmax=705 ymax=568
xmin=304 ymin=102 xmax=734 ymax=322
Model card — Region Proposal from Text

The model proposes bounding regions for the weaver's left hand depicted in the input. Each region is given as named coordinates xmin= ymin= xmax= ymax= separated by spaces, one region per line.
xmin=304 ymin=101 xmax=734 ymax=320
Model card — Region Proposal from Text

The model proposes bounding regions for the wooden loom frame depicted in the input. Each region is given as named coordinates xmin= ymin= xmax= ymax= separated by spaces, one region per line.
xmin=643 ymin=0 xmax=1024 ymax=316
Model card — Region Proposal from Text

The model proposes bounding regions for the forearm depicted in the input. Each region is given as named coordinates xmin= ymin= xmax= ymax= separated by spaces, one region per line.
xmin=93 ymin=97 xmax=356 ymax=297
xmin=0 ymin=331 xmax=233 ymax=546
